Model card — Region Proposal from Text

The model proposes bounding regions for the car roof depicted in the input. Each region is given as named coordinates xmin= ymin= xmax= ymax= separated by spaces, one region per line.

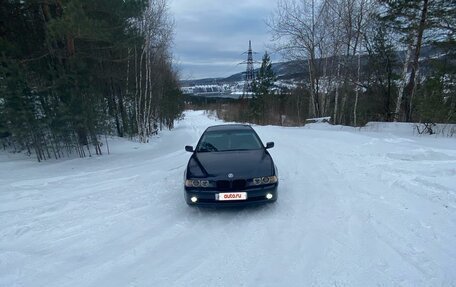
xmin=205 ymin=124 xmax=253 ymax=132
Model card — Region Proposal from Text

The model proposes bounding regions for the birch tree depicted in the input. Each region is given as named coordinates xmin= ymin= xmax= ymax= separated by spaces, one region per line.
xmin=381 ymin=0 xmax=431 ymax=122
xmin=135 ymin=0 xmax=174 ymax=142
xmin=269 ymin=0 xmax=375 ymax=123
xmin=269 ymin=0 xmax=326 ymax=118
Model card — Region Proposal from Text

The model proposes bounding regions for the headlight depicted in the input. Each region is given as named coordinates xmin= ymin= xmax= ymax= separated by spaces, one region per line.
xmin=252 ymin=176 xmax=278 ymax=185
xmin=185 ymin=179 xmax=211 ymax=187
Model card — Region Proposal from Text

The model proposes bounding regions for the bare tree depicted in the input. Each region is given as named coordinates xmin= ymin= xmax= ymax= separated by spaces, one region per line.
xmin=135 ymin=0 xmax=174 ymax=142
xmin=335 ymin=0 xmax=373 ymax=124
xmin=269 ymin=0 xmax=375 ymax=124
xmin=268 ymin=0 xmax=327 ymax=118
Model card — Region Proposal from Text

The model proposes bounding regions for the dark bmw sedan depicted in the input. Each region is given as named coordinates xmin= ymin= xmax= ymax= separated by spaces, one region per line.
xmin=184 ymin=124 xmax=278 ymax=206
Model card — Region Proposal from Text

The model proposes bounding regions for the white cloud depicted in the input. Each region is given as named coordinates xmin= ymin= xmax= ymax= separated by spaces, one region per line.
xmin=169 ymin=0 xmax=279 ymax=79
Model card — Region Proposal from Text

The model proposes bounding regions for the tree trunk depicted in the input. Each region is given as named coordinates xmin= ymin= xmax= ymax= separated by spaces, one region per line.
xmin=404 ymin=0 xmax=428 ymax=122
xmin=333 ymin=61 xmax=341 ymax=124
xmin=353 ymin=53 xmax=361 ymax=126
xmin=394 ymin=0 xmax=428 ymax=122
xmin=394 ymin=43 xmax=413 ymax=122
xmin=307 ymin=59 xmax=316 ymax=118
xmin=339 ymin=88 xmax=347 ymax=124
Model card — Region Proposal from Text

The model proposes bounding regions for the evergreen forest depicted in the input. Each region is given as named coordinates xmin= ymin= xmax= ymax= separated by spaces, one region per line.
xmin=0 ymin=0 xmax=183 ymax=161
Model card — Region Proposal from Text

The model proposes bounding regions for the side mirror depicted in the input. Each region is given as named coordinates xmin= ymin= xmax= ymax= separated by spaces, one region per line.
xmin=185 ymin=145 xmax=194 ymax=152
xmin=266 ymin=142 xmax=274 ymax=149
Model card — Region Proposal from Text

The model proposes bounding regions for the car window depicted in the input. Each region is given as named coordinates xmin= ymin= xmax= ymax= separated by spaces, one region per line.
xmin=196 ymin=130 xmax=263 ymax=152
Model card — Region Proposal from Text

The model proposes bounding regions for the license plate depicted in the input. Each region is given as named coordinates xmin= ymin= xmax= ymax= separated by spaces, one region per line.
xmin=217 ymin=192 xmax=247 ymax=201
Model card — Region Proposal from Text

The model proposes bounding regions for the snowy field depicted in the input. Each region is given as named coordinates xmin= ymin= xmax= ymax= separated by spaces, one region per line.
xmin=1 ymin=110 xmax=456 ymax=287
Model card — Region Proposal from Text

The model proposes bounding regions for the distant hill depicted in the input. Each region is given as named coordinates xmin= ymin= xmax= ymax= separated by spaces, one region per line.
xmin=180 ymin=61 xmax=307 ymax=86
xmin=180 ymin=45 xmax=449 ymax=86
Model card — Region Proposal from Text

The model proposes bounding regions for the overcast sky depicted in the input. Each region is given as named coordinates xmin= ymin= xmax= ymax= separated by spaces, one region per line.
xmin=169 ymin=0 xmax=279 ymax=80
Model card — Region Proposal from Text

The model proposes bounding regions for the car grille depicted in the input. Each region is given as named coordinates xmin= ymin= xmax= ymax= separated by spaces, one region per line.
xmin=232 ymin=179 xmax=246 ymax=189
xmin=216 ymin=180 xmax=230 ymax=189
xmin=216 ymin=179 xmax=246 ymax=190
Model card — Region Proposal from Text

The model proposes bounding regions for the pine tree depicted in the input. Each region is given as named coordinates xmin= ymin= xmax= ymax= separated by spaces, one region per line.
xmin=380 ymin=0 xmax=455 ymax=122
xmin=365 ymin=21 xmax=399 ymax=122
xmin=251 ymin=52 xmax=276 ymax=124
xmin=0 ymin=0 xmax=183 ymax=161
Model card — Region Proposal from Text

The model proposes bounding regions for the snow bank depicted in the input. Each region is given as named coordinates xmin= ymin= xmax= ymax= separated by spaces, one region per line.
xmin=362 ymin=122 xmax=456 ymax=137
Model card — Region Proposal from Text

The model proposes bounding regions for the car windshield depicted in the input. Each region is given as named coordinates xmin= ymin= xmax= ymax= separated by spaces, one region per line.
xmin=196 ymin=130 xmax=263 ymax=152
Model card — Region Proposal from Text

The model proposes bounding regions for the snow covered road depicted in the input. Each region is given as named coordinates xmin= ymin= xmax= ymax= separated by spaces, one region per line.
xmin=1 ymin=110 xmax=456 ymax=286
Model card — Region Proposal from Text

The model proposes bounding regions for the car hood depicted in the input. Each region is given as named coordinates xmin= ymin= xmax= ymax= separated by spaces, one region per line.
xmin=188 ymin=149 xmax=274 ymax=179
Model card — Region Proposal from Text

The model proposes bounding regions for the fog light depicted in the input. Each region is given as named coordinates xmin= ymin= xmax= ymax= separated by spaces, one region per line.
xmin=190 ymin=196 xmax=198 ymax=203
xmin=266 ymin=193 xmax=273 ymax=200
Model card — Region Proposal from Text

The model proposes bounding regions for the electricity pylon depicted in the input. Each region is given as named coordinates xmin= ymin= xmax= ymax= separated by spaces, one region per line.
xmin=240 ymin=40 xmax=257 ymax=97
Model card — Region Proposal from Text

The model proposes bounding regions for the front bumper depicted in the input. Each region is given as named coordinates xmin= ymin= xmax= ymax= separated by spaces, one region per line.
xmin=184 ymin=184 xmax=278 ymax=206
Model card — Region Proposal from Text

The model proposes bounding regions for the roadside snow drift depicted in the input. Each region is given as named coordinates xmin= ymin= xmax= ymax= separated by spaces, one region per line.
xmin=1 ymin=110 xmax=455 ymax=287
